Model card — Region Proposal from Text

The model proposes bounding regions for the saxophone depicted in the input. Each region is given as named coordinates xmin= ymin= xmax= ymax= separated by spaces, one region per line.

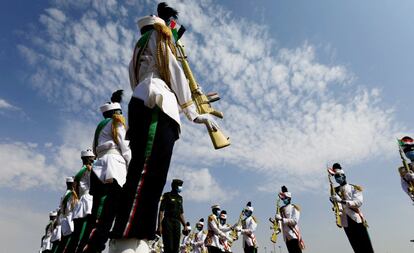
xmin=328 ymin=170 xmax=342 ymax=228
xmin=398 ymin=140 xmax=414 ymax=194
xmin=269 ymin=198 xmax=281 ymax=243
xmin=170 ymin=23 xmax=230 ymax=149
xmin=230 ymin=211 xmax=244 ymax=241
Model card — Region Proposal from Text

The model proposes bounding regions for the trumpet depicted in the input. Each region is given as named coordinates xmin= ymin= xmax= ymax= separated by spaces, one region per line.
xmin=170 ymin=24 xmax=230 ymax=149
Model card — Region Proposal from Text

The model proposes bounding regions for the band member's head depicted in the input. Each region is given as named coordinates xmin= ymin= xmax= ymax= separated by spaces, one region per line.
xmin=137 ymin=15 xmax=166 ymax=35
xmin=49 ymin=210 xmax=57 ymax=221
xmin=279 ymin=186 xmax=292 ymax=205
xmin=171 ymin=179 xmax=183 ymax=193
xmin=399 ymin=166 xmax=409 ymax=177
xmin=66 ymin=176 xmax=74 ymax=189
xmin=244 ymin=201 xmax=254 ymax=217
xmin=332 ymin=163 xmax=347 ymax=186
xmin=196 ymin=218 xmax=204 ymax=231
xmin=211 ymin=204 xmax=221 ymax=216
xmin=157 ymin=2 xmax=179 ymax=24
xmin=80 ymin=148 xmax=95 ymax=165
xmin=401 ymin=136 xmax=414 ymax=161
xmin=219 ymin=210 xmax=227 ymax=225
xmin=182 ymin=222 xmax=191 ymax=236
xmin=100 ymin=90 xmax=123 ymax=119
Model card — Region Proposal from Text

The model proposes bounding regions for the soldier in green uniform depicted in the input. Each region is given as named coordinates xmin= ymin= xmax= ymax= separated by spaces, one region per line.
xmin=157 ymin=179 xmax=188 ymax=253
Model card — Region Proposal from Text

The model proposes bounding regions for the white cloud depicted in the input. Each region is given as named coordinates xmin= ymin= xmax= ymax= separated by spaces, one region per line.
xmin=0 ymin=98 xmax=19 ymax=111
xmin=0 ymin=120 xmax=95 ymax=190
xmin=18 ymin=0 xmax=400 ymax=193
xmin=168 ymin=166 xmax=237 ymax=203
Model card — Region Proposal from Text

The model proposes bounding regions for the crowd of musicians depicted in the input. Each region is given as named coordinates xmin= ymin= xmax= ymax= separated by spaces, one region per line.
xmin=37 ymin=2 xmax=414 ymax=253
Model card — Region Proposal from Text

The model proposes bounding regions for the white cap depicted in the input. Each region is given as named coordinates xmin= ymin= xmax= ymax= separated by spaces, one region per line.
xmin=49 ymin=211 xmax=57 ymax=216
xmin=211 ymin=204 xmax=220 ymax=210
xmin=81 ymin=149 xmax=94 ymax=158
xmin=196 ymin=218 xmax=204 ymax=226
xmin=66 ymin=177 xmax=74 ymax=183
xmin=100 ymin=102 xmax=121 ymax=113
xmin=219 ymin=213 xmax=227 ymax=219
xmin=245 ymin=205 xmax=254 ymax=212
xmin=137 ymin=15 xmax=165 ymax=30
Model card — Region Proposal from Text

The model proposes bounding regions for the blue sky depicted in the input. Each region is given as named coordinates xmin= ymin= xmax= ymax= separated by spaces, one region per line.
xmin=1 ymin=0 xmax=414 ymax=252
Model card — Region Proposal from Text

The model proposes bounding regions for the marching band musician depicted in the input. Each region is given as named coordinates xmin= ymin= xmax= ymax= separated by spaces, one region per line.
xmin=180 ymin=222 xmax=192 ymax=253
xmin=192 ymin=219 xmax=207 ymax=253
xmin=397 ymin=136 xmax=414 ymax=201
xmin=218 ymin=210 xmax=233 ymax=253
xmin=110 ymin=2 xmax=219 ymax=252
xmin=206 ymin=205 xmax=227 ymax=253
xmin=239 ymin=202 xmax=258 ymax=253
xmin=275 ymin=186 xmax=304 ymax=253
xmin=56 ymin=177 xmax=77 ymax=253
xmin=40 ymin=211 xmax=58 ymax=253
xmin=83 ymin=90 xmax=131 ymax=253
xmin=329 ymin=163 xmax=374 ymax=253
xmin=68 ymin=149 xmax=95 ymax=253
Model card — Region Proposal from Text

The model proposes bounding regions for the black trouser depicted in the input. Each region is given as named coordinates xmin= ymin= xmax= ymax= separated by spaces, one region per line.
xmin=343 ymin=215 xmax=374 ymax=253
xmin=55 ymin=235 xmax=69 ymax=253
xmin=162 ymin=218 xmax=181 ymax=253
xmin=208 ymin=246 xmax=223 ymax=253
xmin=51 ymin=241 xmax=59 ymax=253
xmin=83 ymin=176 xmax=122 ymax=253
xmin=64 ymin=218 xmax=83 ymax=253
xmin=73 ymin=216 xmax=92 ymax=253
xmin=244 ymin=242 xmax=257 ymax=253
xmin=286 ymin=239 xmax=302 ymax=253
xmin=111 ymin=98 xmax=178 ymax=240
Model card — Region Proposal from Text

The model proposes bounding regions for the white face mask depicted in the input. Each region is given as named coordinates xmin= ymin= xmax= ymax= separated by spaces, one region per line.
xmin=177 ymin=186 xmax=183 ymax=193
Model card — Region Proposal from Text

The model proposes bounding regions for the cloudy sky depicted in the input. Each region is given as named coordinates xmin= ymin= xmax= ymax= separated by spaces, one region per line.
xmin=1 ymin=0 xmax=414 ymax=252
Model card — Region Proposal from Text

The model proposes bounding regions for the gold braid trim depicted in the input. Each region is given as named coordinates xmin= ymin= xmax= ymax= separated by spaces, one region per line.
xmin=71 ymin=190 xmax=79 ymax=210
xmin=111 ymin=114 xmax=126 ymax=145
xmin=154 ymin=23 xmax=176 ymax=87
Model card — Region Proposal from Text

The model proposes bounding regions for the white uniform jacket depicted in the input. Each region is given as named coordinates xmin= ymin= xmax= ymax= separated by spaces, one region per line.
xmin=400 ymin=169 xmax=414 ymax=199
xmin=219 ymin=223 xmax=233 ymax=252
xmin=205 ymin=214 xmax=226 ymax=249
xmin=73 ymin=166 xmax=93 ymax=219
xmin=280 ymin=204 xmax=301 ymax=241
xmin=93 ymin=119 xmax=131 ymax=187
xmin=241 ymin=216 xmax=258 ymax=248
xmin=41 ymin=221 xmax=54 ymax=250
xmin=180 ymin=234 xmax=192 ymax=253
xmin=60 ymin=190 xmax=76 ymax=236
xmin=336 ymin=184 xmax=365 ymax=227
xmin=129 ymin=28 xmax=199 ymax=129
xmin=192 ymin=230 xmax=207 ymax=253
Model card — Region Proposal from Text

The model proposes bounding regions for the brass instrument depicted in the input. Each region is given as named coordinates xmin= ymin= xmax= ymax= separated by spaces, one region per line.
xmin=185 ymin=232 xmax=194 ymax=253
xmin=398 ymin=139 xmax=414 ymax=194
xmin=269 ymin=198 xmax=281 ymax=243
xmin=328 ymin=169 xmax=342 ymax=228
xmin=230 ymin=210 xmax=244 ymax=241
xmin=171 ymin=25 xmax=230 ymax=149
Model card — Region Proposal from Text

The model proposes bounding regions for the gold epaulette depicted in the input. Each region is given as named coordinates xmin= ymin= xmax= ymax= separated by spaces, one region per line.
xmin=293 ymin=204 xmax=301 ymax=211
xmin=208 ymin=214 xmax=215 ymax=222
xmin=153 ymin=23 xmax=172 ymax=39
xmin=252 ymin=216 xmax=258 ymax=223
xmin=351 ymin=184 xmax=363 ymax=192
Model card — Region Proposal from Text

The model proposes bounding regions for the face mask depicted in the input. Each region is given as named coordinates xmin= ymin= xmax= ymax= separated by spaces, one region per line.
xmin=177 ymin=186 xmax=183 ymax=193
xmin=406 ymin=151 xmax=414 ymax=161
xmin=214 ymin=209 xmax=221 ymax=216
xmin=335 ymin=175 xmax=346 ymax=185
xmin=282 ymin=198 xmax=290 ymax=205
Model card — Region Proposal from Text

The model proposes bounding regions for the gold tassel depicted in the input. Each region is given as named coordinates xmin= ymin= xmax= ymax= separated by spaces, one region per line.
xmin=154 ymin=23 xmax=176 ymax=87
xmin=111 ymin=114 xmax=126 ymax=145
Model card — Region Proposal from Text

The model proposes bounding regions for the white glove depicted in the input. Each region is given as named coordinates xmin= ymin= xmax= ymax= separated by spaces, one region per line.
xmin=275 ymin=214 xmax=282 ymax=221
xmin=194 ymin=114 xmax=220 ymax=131
xmin=330 ymin=195 xmax=342 ymax=203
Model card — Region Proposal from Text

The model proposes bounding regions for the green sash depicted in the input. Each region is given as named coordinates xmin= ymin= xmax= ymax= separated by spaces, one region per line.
xmin=92 ymin=118 xmax=111 ymax=154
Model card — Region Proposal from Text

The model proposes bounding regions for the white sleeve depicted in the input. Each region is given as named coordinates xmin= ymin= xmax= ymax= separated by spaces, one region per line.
xmin=115 ymin=123 xmax=131 ymax=166
xmin=241 ymin=218 xmax=257 ymax=234
xmin=209 ymin=218 xmax=226 ymax=238
xmin=283 ymin=208 xmax=299 ymax=226
xmin=347 ymin=187 xmax=363 ymax=208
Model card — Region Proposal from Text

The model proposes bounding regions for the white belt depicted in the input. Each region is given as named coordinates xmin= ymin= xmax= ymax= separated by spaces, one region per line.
xmin=96 ymin=148 xmax=122 ymax=158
